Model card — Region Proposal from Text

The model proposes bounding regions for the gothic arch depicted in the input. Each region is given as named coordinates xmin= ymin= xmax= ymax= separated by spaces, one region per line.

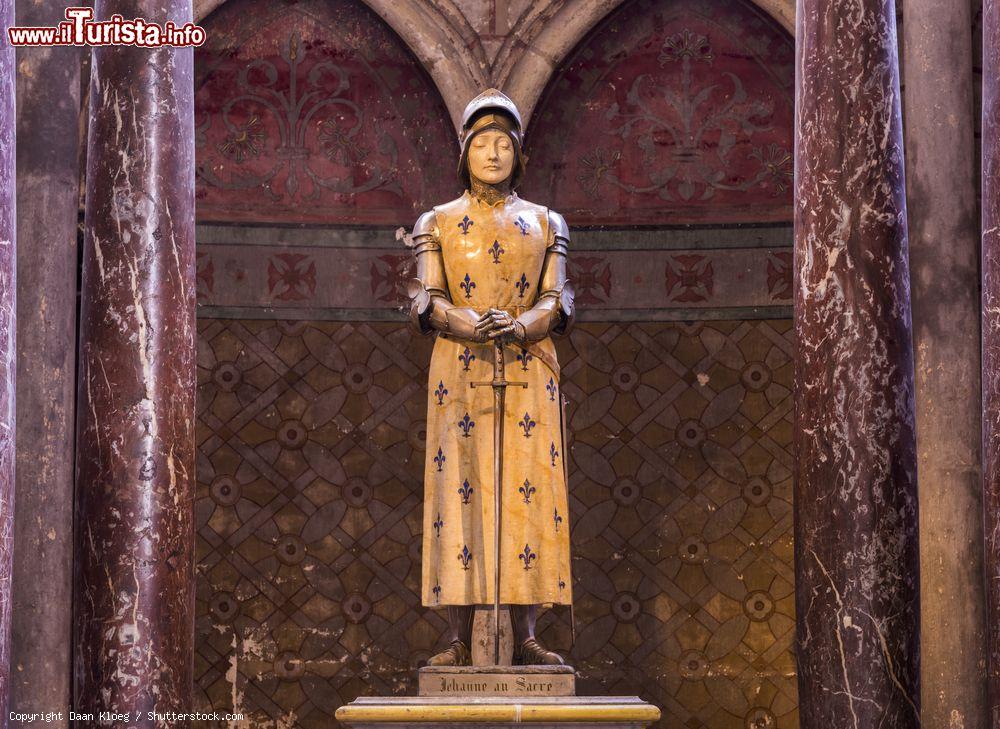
xmin=195 ymin=0 xmax=793 ymax=133
xmin=194 ymin=0 xmax=487 ymax=130
xmin=519 ymin=0 xmax=795 ymax=225
xmin=499 ymin=0 xmax=794 ymax=125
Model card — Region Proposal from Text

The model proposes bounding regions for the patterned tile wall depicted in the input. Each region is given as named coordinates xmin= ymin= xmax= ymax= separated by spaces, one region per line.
xmin=194 ymin=319 xmax=797 ymax=728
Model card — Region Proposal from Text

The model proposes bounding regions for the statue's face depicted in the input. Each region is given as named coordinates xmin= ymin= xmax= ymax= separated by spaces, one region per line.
xmin=467 ymin=129 xmax=515 ymax=186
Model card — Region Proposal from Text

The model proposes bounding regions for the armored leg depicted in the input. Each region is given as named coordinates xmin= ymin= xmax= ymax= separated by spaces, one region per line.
xmin=511 ymin=604 xmax=565 ymax=665
xmin=427 ymin=606 xmax=473 ymax=666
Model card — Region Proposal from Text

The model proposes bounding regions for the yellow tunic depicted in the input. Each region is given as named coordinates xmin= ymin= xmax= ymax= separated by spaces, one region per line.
xmin=420 ymin=190 xmax=572 ymax=606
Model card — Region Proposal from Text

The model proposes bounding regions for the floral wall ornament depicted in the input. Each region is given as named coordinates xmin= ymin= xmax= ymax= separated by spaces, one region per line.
xmin=750 ymin=143 xmax=793 ymax=195
xmin=370 ymin=254 xmax=413 ymax=304
xmin=193 ymin=0 xmax=457 ymax=225
xmin=766 ymin=251 xmax=793 ymax=300
xmin=523 ymin=0 xmax=794 ymax=225
xmin=217 ymin=115 xmax=266 ymax=163
xmin=665 ymin=254 xmax=714 ymax=303
xmin=195 ymin=252 xmax=214 ymax=301
xmin=568 ymin=256 xmax=613 ymax=305
xmin=267 ymin=253 xmax=317 ymax=301
xmin=197 ymin=31 xmax=402 ymax=204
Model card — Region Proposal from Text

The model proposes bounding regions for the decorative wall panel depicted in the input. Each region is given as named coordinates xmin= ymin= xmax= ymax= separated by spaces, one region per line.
xmin=194 ymin=243 xmax=792 ymax=315
xmin=522 ymin=0 xmax=794 ymax=225
xmin=194 ymin=0 xmax=460 ymax=225
xmin=194 ymin=319 xmax=797 ymax=728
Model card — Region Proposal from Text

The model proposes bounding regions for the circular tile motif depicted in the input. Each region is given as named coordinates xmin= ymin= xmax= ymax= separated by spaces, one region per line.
xmin=676 ymin=419 xmax=706 ymax=448
xmin=210 ymin=475 xmax=241 ymax=507
xmin=740 ymin=362 xmax=772 ymax=392
xmin=408 ymin=419 xmax=428 ymax=451
xmin=212 ymin=362 xmax=242 ymax=392
xmin=743 ymin=590 xmax=775 ymax=621
xmin=679 ymin=536 xmax=708 ymax=564
xmin=745 ymin=707 xmax=776 ymax=729
xmin=278 ymin=319 xmax=307 ymax=337
xmin=343 ymin=363 xmax=374 ymax=394
xmin=408 ymin=535 xmax=423 ymax=564
xmin=342 ymin=590 xmax=372 ymax=624
xmin=679 ymin=650 xmax=709 ymax=680
xmin=274 ymin=651 xmax=305 ymax=680
xmin=742 ymin=477 xmax=772 ymax=506
xmin=275 ymin=534 xmax=306 ymax=565
xmin=276 ymin=419 xmax=308 ymax=450
xmin=611 ymin=363 xmax=640 ymax=393
xmin=612 ymin=478 xmax=642 ymax=507
xmin=611 ymin=591 xmax=642 ymax=623
xmin=342 ymin=477 xmax=372 ymax=508
xmin=209 ymin=591 xmax=239 ymax=623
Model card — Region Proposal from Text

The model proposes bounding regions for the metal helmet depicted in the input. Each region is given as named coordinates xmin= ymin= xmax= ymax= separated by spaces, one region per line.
xmin=457 ymin=88 xmax=527 ymax=190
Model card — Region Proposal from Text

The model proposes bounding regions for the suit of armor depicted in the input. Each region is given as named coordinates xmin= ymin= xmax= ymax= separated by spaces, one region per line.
xmin=406 ymin=89 xmax=575 ymax=666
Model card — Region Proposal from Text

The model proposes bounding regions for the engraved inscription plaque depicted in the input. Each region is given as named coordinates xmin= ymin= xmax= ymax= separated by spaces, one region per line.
xmin=418 ymin=666 xmax=575 ymax=697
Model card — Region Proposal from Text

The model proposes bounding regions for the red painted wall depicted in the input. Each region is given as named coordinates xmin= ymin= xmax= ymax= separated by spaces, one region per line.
xmin=522 ymin=0 xmax=794 ymax=225
xmin=194 ymin=0 xmax=460 ymax=225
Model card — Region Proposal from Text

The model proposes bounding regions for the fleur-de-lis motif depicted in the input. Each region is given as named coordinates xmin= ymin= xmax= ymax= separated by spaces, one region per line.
xmin=434 ymin=447 xmax=446 ymax=472
xmin=517 ymin=349 xmax=533 ymax=371
xmin=520 ymin=412 xmax=536 ymax=438
xmin=459 ymin=347 xmax=476 ymax=371
xmin=519 ymin=479 xmax=536 ymax=504
xmin=515 ymin=273 xmax=530 ymax=298
xmin=433 ymin=583 xmax=442 ymax=601
xmin=458 ymin=545 xmax=473 ymax=569
xmin=546 ymin=377 xmax=557 ymax=401
xmin=554 ymin=507 xmax=563 ymax=532
xmin=458 ymin=215 xmax=474 ymax=235
xmin=460 ymin=273 xmax=476 ymax=299
xmin=458 ymin=413 xmax=476 ymax=437
xmin=519 ymin=544 xmax=537 ymax=570
xmin=514 ymin=216 xmax=529 ymax=236
xmin=458 ymin=478 xmax=474 ymax=504
xmin=489 ymin=239 xmax=505 ymax=264
xmin=435 ymin=380 xmax=448 ymax=405
xmin=433 ymin=513 xmax=444 ymax=537
xmin=550 ymin=441 xmax=559 ymax=466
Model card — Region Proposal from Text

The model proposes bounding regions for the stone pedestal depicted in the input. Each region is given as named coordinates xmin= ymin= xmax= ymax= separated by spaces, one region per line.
xmin=335 ymin=696 xmax=660 ymax=729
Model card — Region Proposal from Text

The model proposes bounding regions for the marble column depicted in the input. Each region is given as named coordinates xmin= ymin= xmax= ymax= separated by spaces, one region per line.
xmin=794 ymin=0 xmax=921 ymax=726
xmin=901 ymin=0 xmax=987 ymax=726
xmin=0 ymin=0 xmax=16 ymax=719
xmin=982 ymin=0 xmax=1000 ymax=721
xmin=11 ymin=0 xmax=83 ymax=719
xmin=74 ymin=0 xmax=197 ymax=718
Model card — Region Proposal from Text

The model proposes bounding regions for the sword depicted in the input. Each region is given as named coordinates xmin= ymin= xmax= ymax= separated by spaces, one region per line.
xmin=471 ymin=340 xmax=526 ymax=664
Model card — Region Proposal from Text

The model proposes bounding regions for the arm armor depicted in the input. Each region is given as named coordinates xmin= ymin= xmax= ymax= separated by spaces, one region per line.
xmin=407 ymin=210 xmax=483 ymax=339
xmin=515 ymin=210 xmax=575 ymax=341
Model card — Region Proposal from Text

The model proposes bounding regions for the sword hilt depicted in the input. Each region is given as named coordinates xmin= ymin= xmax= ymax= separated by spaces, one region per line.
xmin=470 ymin=341 xmax=527 ymax=389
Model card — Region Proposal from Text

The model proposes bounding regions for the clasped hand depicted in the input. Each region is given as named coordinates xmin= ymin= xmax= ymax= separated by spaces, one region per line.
xmin=474 ymin=307 xmax=525 ymax=344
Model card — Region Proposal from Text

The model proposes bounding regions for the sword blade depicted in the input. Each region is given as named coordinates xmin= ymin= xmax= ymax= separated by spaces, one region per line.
xmin=493 ymin=381 xmax=504 ymax=665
